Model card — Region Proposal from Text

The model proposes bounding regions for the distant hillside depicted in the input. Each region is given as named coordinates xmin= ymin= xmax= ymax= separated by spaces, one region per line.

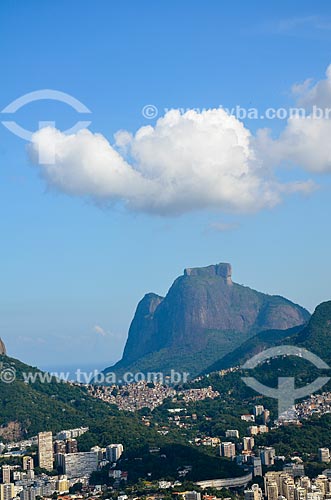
xmin=216 ymin=300 xmax=331 ymax=372
xmin=190 ymin=301 xmax=331 ymax=416
xmin=203 ymin=324 xmax=305 ymax=373
xmin=291 ymin=301 xmax=331 ymax=363
xmin=104 ymin=263 xmax=310 ymax=379
xmin=0 ymin=355 xmax=157 ymax=448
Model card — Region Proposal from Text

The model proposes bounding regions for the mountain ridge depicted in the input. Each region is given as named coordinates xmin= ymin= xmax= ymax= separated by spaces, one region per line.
xmin=104 ymin=263 xmax=310 ymax=378
xmin=202 ymin=323 xmax=306 ymax=374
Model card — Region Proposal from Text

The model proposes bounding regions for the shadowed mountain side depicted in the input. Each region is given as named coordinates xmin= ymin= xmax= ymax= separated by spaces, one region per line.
xmin=202 ymin=324 xmax=306 ymax=374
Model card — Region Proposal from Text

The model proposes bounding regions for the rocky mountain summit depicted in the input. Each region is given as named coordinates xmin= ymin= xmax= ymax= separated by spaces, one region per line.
xmin=0 ymin=338 xmax=6 ymax=356
xmin=104 ymin=263 xmax=310 ymax=378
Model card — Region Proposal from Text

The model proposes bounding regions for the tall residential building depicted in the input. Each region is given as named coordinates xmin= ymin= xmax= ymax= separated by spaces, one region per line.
xmin=66 ymin=439 xmax=78 ymax=454
xmin=26 ymin=470 xmax=35 ymax=481
xmin=243 ymin=437 xmax=255 ymax=452
xmin=315 ymin=475 xmax=328 ymax=496
xmin=294 ymin=487 xmax=307 ymax=500
xmin=266 ymin=481 xmax=278 ymax=500
xmin=220 ymin=442 xmax=236 ymax=458
xmin=282 ymin=477 xmax=295 ymax=500
xmin=264 ymin=471 xmax=284 ymax=496
xmin=22 ymin=457 xmax=34 ymax=471
xmin=254 ymin=405 xmax=264 ymax=417
xmin=19 ymin=489 xmax=36 ymax=500
xmin=259 ymin=447 xmax=276 ymax=466
xmin=106 ymin=444 xmax=124 ymax=462
xmin=54 ymin=452 xmax=65 ymax=469
xmin=263 ymin=410 xmax=270 ymax=424
xmin=244 ymin=484 xmax=263 ymax=500
xmin=1 ymin=466 xmax=10 ymax=484
xmin=54 ymin=441 xmax=66 ymax=455
xmin=318 ymin=448 xmax=330 ymax=463
xmin=62 ymin=452 xmax=98 ymax=478
xmin=38 ymin=432 xmax=54 ymax=471
xmin=299 ymin=477 xmax=311 ymax=490
xmin=252 ymin=457 xmax=262 ymax=477
xmin=55 ymin=475 xmax=69 ymax=493
xmin=90 ymin=446 xmax=105 ymax=461
xmin=0 ymin=484 xmax=14 ymax=500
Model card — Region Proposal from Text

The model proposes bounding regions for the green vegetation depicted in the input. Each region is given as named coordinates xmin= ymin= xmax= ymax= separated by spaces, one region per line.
xmin=91 ymin=443 xmax=242 ymax=484
xmin=0 ymin=355 xmax=116 ymax=437
xmin=0 ymin=355 xmax=160 ymax=449
xmin=204 ymin=325 xmax=304 ymax=373
xmin=257 ymin=414 xmax=331 ymax=456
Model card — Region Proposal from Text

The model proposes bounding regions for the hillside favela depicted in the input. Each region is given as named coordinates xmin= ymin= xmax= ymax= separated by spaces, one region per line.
xmin=2 ymin=4 xmax=331 ymax=500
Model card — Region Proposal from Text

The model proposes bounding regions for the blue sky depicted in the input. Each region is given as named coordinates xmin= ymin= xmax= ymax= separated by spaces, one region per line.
xmin=1 ymin=0 xmax=331 ymax=370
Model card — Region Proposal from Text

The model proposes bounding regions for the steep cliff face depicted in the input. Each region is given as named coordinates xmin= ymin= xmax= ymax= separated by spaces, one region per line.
xmin=122 ymin=293 xmax=164 ymax=363
xmin=0 ymin=338 xmax=6 ymax=356
xmin=106 ymin=263 xmax=310 ymax=377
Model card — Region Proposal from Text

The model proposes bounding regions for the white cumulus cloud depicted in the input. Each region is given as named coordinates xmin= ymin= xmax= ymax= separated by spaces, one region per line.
xmin=256 ymin=65 xmax=331 ymax=174
xmin=292 ymin=64 xmax=331 ymax=111
xmin=275 ymin=117 xmax=331 ymax=173
xmin=29 ymin=108 xmax=314 ymax=216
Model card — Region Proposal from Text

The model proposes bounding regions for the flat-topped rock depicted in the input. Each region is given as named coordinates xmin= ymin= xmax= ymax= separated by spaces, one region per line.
xmin=184 ymin=263 xmax=232 ymax=284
